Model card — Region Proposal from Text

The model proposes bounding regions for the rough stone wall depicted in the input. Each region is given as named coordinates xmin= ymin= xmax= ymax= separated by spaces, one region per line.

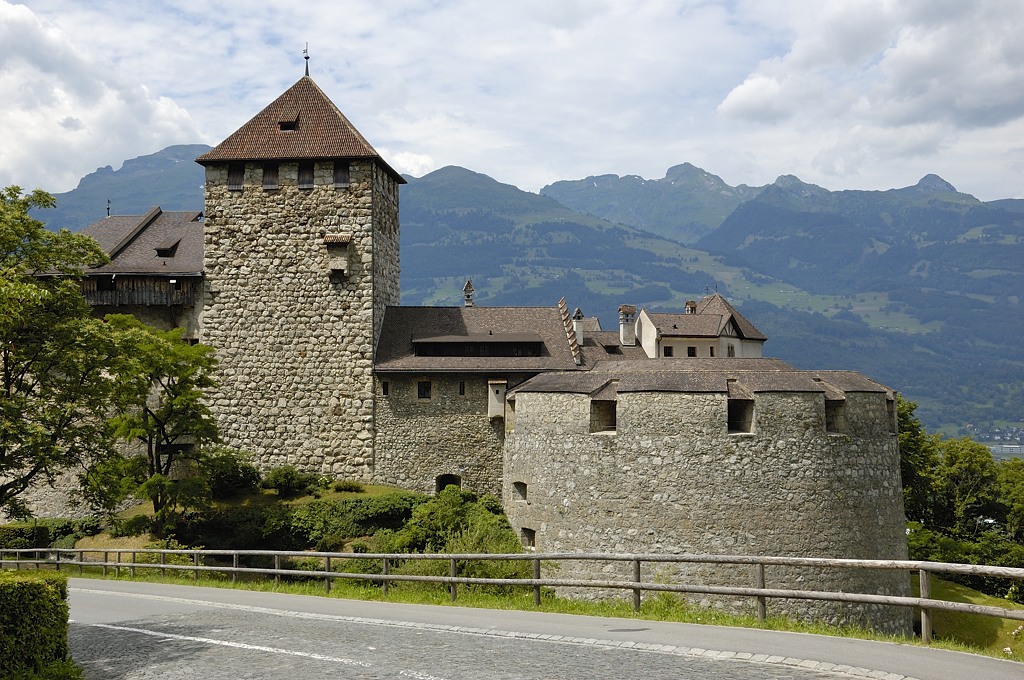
xmin=373 ymin=375 xmax=505 ymax=496
xmin=201 ymin=160 xmax=399 ymax=476
xmin=504 ymin=389 xmax=911 ymax=633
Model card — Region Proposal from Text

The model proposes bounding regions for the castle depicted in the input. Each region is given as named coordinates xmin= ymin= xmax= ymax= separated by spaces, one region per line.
xmin=75 ymin=74 xmax=910 ymax=631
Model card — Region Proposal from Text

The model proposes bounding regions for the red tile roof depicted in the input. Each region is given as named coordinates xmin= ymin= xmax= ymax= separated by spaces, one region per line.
xmin=196 ymin=76 xmax=404 ymax=183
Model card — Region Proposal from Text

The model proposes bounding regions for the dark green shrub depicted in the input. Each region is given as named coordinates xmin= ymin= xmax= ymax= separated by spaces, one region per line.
xmin=173 ymin=505 xmax=301 ymax=552
xmin=0 ymin=572 xmax=71 ymax=677
xmin=0 ymin=524 xmax=50 ymax=549
xmin=289 ymin=492 xmax=427 ymax=550
xmin=110 ymin=515 xmax=152 ymax=538
xmin=204 ymin=448 xmax=261 ymax=499
xmin=261 ymin=465 xmax=320 ymax=498
xmin=333 ymin=480 xmax=365 ymax=493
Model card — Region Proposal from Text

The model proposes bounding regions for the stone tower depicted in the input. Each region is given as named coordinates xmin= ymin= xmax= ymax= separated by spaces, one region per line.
xmin=196 ymin=75 xmax=403 ymax=476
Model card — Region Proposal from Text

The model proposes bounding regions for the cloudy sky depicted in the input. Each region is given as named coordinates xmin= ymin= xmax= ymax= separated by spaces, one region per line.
xmin=2 ymin=0 xmax=1023 ymax=200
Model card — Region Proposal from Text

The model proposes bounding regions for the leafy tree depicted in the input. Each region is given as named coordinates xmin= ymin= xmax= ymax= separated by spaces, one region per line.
xmin=933 ymin=437 xmax=998 ymax=536
xmin=897 ymin=397 xmax=940 ymax=524
xmin=0 ymin=186 xmax=116 ymax=518
xmin=82 ymin=316 xmax=219 ymax=533
xmin=996 ymin=458 xmax=1024 ymax=541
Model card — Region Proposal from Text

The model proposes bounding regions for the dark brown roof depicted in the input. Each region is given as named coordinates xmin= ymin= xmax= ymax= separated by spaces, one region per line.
xmin=81 ymin=208 xmax=204 ymax=276
xmin=374 ymin=305 xmax=580 ymax=373
xmin=510 ymin=358 xmax=891 ymax=397
xmin=196 ymin=76 xmax=405 ymax=183
xmin=696 ymin=293 xmax=767 ymax=341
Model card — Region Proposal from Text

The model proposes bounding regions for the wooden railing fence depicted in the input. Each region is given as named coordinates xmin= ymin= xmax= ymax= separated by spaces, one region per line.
xmin=3 ymin=548 xmax=1023 ymax=645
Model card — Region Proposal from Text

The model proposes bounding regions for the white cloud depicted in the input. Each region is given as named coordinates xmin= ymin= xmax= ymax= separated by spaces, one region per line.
xmin=0 ymin=1 xmax=199 ymax=193
xmin=4 ymin=0 xmax=1024 ymax=200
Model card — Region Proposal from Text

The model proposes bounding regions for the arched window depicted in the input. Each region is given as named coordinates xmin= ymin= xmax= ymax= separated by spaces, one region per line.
xmin=435 ymin=474 xmax=462 ymax=493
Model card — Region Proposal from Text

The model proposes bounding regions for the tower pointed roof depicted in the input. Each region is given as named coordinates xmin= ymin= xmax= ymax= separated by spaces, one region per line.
xmin=196 ymin=76 xmax=405 ymax=183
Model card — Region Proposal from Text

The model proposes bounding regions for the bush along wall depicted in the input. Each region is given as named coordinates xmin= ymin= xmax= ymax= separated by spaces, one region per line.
xmin=0 ymin=571 xmax=73 ymax=676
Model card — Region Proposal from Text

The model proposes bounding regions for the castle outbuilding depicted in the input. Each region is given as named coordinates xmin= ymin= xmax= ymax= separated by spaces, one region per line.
xmin=71 ymin=72 xmax=909 ymax=632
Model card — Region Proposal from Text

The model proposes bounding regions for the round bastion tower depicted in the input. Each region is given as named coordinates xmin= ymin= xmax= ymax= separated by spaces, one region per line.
xmin=197 ymin=75 xmax=403 ymax=476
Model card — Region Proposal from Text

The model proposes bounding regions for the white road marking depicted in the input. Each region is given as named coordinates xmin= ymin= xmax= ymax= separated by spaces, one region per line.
xmin=84 ymin=622 xmax=373 ymax=667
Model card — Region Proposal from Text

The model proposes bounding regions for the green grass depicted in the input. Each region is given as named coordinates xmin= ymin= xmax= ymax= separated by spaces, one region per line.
xmin=913 ymin=574 xmax=1024 ymax=658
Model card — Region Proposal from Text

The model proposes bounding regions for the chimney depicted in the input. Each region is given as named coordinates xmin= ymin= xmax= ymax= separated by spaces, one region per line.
xmin=618 ymin=304 xmax=636 ymax=346
xmin=572 ymin=308 xmax=585 ymax=345
xmin=684 ymin=300 xmax=697 ymax=314
xmin=463 ymin=279 xmax=475 ymax=307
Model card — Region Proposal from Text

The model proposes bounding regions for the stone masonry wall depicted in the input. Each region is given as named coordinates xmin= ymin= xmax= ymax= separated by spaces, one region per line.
xmin=373 ymin=375 xmax=505 ymax=496
xmin=504 ymin=389 xmax=911 ymax=633
xmin=201 ymin=160 xmax=399 ymax=476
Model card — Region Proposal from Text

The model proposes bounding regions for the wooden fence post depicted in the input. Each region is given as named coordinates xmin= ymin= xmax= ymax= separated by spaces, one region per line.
xmin=325 ymin=556 xmax=332 ymax=594
xmin=274 ymin=554 xmax=281 ymax=587
xmin=232 ymin=553 xmax=238 ymax=584
xmin=919 ymin=568 xmax=932 ymax=644
xmin=382 ymin=558 xmax=389 ymax=597
xmin=533 ymin=558 xmax=541 ymax=606
xmin=756 ymin=562 xmax=767 ymax=622
xmin=450 ymin=558 xmax=458 ymax=602
xmin=632 ymin=559 xmax=642 ymax=612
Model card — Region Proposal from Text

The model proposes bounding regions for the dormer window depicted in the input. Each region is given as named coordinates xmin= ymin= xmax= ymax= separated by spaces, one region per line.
xmin=278 ymin=109 xmax=299 ymax=131
xmin=154 ymin=237 xmax=180 ymax=258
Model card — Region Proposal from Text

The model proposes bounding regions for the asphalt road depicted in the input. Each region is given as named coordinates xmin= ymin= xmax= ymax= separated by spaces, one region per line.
xmin=67 ymin=579 xmax=1021 ymax=679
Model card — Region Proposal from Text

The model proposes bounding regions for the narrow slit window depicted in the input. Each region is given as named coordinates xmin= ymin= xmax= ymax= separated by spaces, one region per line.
xmin=227 ymin=163 xmax=244 ymax=191
xmin=298 ymin=161 xmax=314 ymax=189
xmin=382 ymin=381 xmax=389 ymax=396
xmin=262 ymin=163 xmax=279 ymax=190
xmin=334 ymin=162 xmax=350 ymax=187
xmin=459 ymin=381 xmax=466 ymax=396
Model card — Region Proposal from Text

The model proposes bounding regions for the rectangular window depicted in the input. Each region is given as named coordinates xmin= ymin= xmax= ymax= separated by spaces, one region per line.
xmin=459 ymin=381 xmax=466 ymax=396
xmin=728 ymin=399 xmax=755 ymax=433
xmin=417 ymin=381 xmax=432 ymax=400
xmin=663 ymin=346 xmax=673 ymax=357
xmin=298 ymin=161 xmax=314 ymax=189
xmin=334 ymin=162 xmax=350 ymax=187
xmin=710 ymin=346 xmax=716 ymax=357
xmin=687 ymin=346 xmax=697 ymax=357
xmin=227 ymin=163 xmax=244 ymax=191
xmin=96 ymin=275 xmax=116 ymax=292
xmin=825 ymin=399 xmax=845 ymax=434
xmin=520 ymin=527 xmax=536 ymax=549
xmin=382 ymin=381 xmax=389 ymax=396
xmin=262 ymin=163 xmax=279 ymax=190
xmin=513 ymin=481 xmax=528 ymax=501
xmin=727 ymin=344 xmax=736 ymax=358
xmin=590 ymin=400 xmax=617 ymax=433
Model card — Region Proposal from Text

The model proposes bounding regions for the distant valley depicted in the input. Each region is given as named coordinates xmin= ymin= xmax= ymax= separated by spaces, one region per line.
xmin=30 ymin=146 xmax=1024 ymax=437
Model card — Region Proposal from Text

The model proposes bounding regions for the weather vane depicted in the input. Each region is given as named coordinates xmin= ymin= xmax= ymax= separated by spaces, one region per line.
xmin=303 ymin=43 xmax=310 ymax=76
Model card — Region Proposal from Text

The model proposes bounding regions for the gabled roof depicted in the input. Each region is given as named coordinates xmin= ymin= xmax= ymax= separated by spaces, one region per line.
xmin=696 ymin=293 xmax=767 ymax=341
xmin=644 ymin=293 xmax=767 ymax=341
xmin=81 ymin=208 xmax=204 ymax=276
xmin=374 ymin=305 xmax=582 ymax=373
xmin=196 ymin=76 xmax=405 ymax=183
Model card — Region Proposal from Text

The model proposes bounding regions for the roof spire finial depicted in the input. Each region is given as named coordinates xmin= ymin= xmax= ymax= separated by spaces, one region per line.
xmin=303 ymin=43 xmax=310 ymax=76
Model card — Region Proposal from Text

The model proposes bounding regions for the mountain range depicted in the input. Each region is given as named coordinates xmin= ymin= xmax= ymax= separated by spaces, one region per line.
xmin=29 ymin=145 xmax=1024 ymax=435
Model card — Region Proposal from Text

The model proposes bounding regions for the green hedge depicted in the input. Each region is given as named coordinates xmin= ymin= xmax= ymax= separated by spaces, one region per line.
xmin=0 ymin=525 xmax=50 ymax=549
xmin=0 ymin=571 xmax=72 ymax=677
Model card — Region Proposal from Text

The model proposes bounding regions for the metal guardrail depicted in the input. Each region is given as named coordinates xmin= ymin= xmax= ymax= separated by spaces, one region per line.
xmin=3 ymin=548 xmax=1023 ymax=644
